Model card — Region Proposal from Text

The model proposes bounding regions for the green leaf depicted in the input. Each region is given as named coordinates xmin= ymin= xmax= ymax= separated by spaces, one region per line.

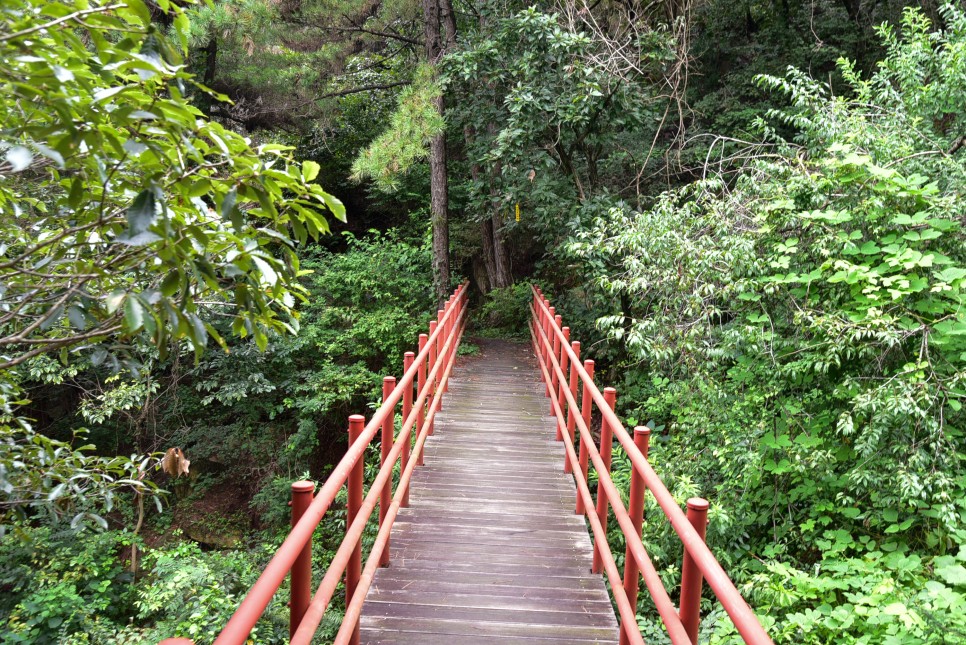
xmin=321 ymin=192 xmax=346 ymax=222
xmin=126 ymin=189 xmax=156 ymax=235
xmin=124 ymin=296 xmax=144 ymax=332
xmin=252 ymin=256 xmax=278 ymax=286
xmin=935 ymin=558 xmax=966 ymax=587
xmin=301 ymin=160 xmax=321 ymax=182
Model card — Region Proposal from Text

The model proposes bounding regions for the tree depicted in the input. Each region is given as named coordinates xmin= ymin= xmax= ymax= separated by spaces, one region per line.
xmin=0 ymin=0 xmax=343 ymax=522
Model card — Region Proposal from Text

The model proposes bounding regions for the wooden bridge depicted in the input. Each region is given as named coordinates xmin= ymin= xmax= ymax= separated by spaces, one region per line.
xmin=161 ymin=284 xmax=773 ymax=645
xmin=361 ymin=338 xmax=617 ymax=644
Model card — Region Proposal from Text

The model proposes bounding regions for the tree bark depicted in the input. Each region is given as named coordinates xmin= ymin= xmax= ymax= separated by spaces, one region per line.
xmin=479 ymin=217 xmax=497 ymax=294
xmin=428 ymin=126 xmax=450 ymax=302
xmin=424 ymin=0 xmax=451 ymax=304
xmin=489 ymin=212 xmax=512 ymax=288
xmin=465 ymin=126 xmax=496 ymax=294
xmin=440 ymin=0 xmax=457 ymax=47
xmin=485 ymin=125 xmax=512 ymax=289
xmin=204 ymin=38 xmax=217 ymax=86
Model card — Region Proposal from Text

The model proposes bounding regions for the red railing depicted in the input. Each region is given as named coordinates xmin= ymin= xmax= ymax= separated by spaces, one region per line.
xmin=161 ymin=282 xmax=469 ymax=645
xmin=529 ymin=285 xmax=773 ymax=645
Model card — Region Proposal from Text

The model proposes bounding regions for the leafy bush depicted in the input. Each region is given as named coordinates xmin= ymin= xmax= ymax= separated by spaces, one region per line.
xmin=170 ymin=230 xmax=434 ymax=482
xmin=0 ymin=523 xmax=291 ymax=644
xmin=573 ymin=5 xmax=966 ymax=642
xmin=0 ymin=525 xmax=138 ymax=644
xmin=476 ymin=283 xmax=533 ymax=338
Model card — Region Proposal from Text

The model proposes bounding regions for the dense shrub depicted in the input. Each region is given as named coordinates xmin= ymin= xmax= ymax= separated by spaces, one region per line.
xmin=567 ymin=6 xmax=966 ymax=642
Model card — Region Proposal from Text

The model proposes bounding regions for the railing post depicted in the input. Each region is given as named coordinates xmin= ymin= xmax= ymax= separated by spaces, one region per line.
xmin=542 ymin=300 xmax=551 ymax=377
xmin=402 ymin=352 xmax=415 ymax=507
xmin=428 ymin=319 xmax=438 ymax=437
xmin=416 ymin=335 xmax=427 ymax=466
xmin=564 ymin=341 xmax=581 ymax=473
xmin=619 ymin=426 xmax=651 ymax=645
xmin=346 ymin=415 xmax=364 ymax=645
xmin=289 ymin=480 xmax=314 ymax=640
xmin=444 ymin=296 xmax=455 ymax=392
xmin=575 ymin=359 xmax=595 ymax=515
xmin=679 ymin=497 xmax=710 ymax=644
xmin=436 ymin=309 xmax=445 ymax=404
xmin=592 ymin=387 xmax=617 ymax=574
xmin=543 ymin=305 xmax=555 ymax=396
xmin=549 ymin=314 xmax=562 ymax=414
xmin=555 ymin=328 xmax=571 ymax=437
xmin=379 ymin=377 xmax=395 ymax=567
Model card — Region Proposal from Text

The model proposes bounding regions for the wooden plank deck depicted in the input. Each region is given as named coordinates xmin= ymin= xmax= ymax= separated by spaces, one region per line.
xmin=360 ymin=339 xmax=619 ymax=644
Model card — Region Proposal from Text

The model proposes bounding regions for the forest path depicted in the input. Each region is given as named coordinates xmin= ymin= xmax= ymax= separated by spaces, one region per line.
xmin=358 ymin=338 xmax=619 ymax=644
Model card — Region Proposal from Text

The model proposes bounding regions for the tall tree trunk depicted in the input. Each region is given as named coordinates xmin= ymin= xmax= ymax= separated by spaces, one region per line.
xmin=479 ymin=218 xmax=497 ymax=293
xmin=486 ymin=123 xmax=513 ymax=289
xmin=424 ymin=0 xmax=451 ymax=304
xmin=489 ymin=212 xmax=512 ymax=288
xmin=466 ymin=126 xmax=496 ymax=294
xmin=204 ymin=38 xmax=217 ymax=85
xmin=440 ymin=0 xmax=457 ymax=47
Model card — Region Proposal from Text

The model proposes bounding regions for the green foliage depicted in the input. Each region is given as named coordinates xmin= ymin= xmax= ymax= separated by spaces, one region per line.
xmin=0 ymin=0 xmax=345 ymax=524
xmin=0 ymin=525 xmax=138 ymax=644
xmin=475 ymin=283 xmax=533 ymax=339
xmin=445 ymin=7 xmax=669 ymax=222
xmin=0 ymin=423 xmax=160 ymax=531
xmin=575 ymin=6 xmax=966 ymax=642
xmin=351 ymin=65 xmax=445 ymax=192
xmin=0 ymin=524 xmax=289 ymax=644
xmin=166 ymin=231 xmax=433 ymax=482
xmin=133 ymin=539 xmax=287 ymax=643
xmin=0 ymin=0 xmax=344 ymax=372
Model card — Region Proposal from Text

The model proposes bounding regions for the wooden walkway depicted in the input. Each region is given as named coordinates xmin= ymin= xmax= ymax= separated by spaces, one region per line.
xmin=359 ymin=339 xmax=619 ymax=644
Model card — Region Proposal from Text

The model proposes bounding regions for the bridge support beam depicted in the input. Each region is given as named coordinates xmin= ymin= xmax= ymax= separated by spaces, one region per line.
xmin=554 ymin=327 xmax=571 ymax=424
xmin=428 ymin=320 xmax=438 ymax=438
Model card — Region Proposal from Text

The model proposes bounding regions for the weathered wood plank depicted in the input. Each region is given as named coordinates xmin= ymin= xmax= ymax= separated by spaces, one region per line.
xmin=360 ymin=339 xmax=619 ymax=645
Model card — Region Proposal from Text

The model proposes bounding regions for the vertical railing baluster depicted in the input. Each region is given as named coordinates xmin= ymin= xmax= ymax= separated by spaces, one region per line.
xmin=555 ymin=327 xmax=571 ymax=439
xmin=542 ymin=299 xmax=552 ymax=386
xmin=289 ymin=481 xmax=314 ymax=639
xmin=399 ymin=352 xmax=418 ymax=508
xmin=427 ymin=319 xmax=438 ymax=438
xmin=436 ymin=309 xmax=445 ymax=406
xmin=549 ymin=314 xmax=562 ymax=414
xmin=575 ymin=359 xmax=595 ymax=515
xmin=417 ymin=333 xmax=428 ymax=465
xmin=592 ymin=387 xmax=617 ymax=574
xmin=444 ymin=296 xmax=454 ymax=392
xmin=401 ymin=352 xmax=415 ymax=507
xmin=679 ymin=498 xmax=710 ymax=643
xmin=619 ymin=426 xmax=650 ymax=645
xmin=379 ymin=377 xmax=395 ymax=567
xmin=345 ymin=415 xmax=364 ymax=645
xmin=564 ymin=341 xmax=581 ymax=473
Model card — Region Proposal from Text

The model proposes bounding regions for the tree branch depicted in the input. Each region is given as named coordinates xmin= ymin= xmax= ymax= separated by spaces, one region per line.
xmin=338 ymin=25 xmax=422 ymax=46
xmin=0 ymin=4 xmax=126 ymax=42
xmin=314 ymin=81 xmax=411 ymax=101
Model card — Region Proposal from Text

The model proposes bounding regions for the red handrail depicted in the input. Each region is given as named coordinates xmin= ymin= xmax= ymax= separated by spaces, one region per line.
xmin=166 ymin=282 xmax=469 ymax=645
xmin=529 ymin=285 xmax=772 ymax=645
